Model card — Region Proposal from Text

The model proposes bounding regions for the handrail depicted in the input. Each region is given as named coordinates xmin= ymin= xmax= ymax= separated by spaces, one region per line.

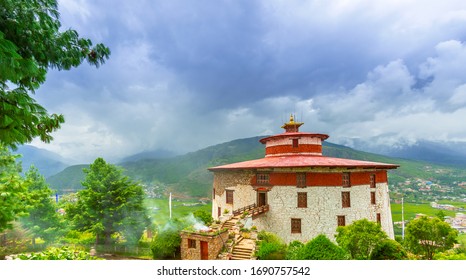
xmin=233 ymin=203 xmax=269 ymax=217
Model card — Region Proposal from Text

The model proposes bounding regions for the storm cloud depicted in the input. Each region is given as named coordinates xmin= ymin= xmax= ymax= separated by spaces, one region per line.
xmin=30 ymin=0 xmax=466 ymax=163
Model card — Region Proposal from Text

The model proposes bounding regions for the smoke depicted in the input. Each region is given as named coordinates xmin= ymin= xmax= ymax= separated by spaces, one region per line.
xmin=184 ymin=213 xmax=209 ymax=231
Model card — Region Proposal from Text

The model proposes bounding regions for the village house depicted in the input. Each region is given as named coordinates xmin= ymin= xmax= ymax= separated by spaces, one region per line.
xmin=208 ymin=115 xmax=399 ymax=243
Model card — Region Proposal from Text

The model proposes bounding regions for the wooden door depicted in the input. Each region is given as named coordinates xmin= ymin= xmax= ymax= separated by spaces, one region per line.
xmin=258 ymin=192 xmax=267 ymax=207
xmin=200 ymin=241 xmax=208 ymax=260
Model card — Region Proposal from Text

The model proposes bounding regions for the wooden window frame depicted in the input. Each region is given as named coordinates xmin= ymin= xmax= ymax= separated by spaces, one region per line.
xmin=297 ymin=192 xmax=307 ymax=208
xmin=376 ymin=213 xmax=381 ymax=224
xmin=342 ymin=172 xmax=351 ymax=188
xmin=226 ymin=190 xmax=234 ymax=204
xmin=291 ymin=218 xmax=302 ymax=234
xmin=296 ymin=173 xmax=306 ymax=188
xmin=256 ymin=173 xmax=270 ymax=185
xmin=371 ymin=191 xmax=376 ymax=205
xmin=188 ymin=239 xmax=196 ymax=249
xmin=337 ymin=215 xmax=346 ymax=227
xmin=370 ymin=174 xmax=376 ymax=188
xmin=342 ymin=191 xmax=351 ymax=208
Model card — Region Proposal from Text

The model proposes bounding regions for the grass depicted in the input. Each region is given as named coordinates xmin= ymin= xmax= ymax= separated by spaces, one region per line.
xmin=391 ymin=202 xmax=458 ymax=222
xmin=145 ymin=198 xmax=212 ymax=227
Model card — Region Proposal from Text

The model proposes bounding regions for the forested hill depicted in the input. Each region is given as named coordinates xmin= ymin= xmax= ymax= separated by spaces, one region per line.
xmin=46 ymin=136 xmax=466 ymax=198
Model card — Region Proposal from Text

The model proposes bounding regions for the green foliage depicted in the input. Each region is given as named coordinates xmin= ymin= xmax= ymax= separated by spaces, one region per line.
xmin=15 ymin=246 xmax=102 ymax=260
xmin=370 ymin=239 xmax=407 ymax=260
xmin=432 ymin=250 xmax=466 ymax=260
xmin=295 ymin=234 xmax=348 ymax=260
xmin=335 ymin=219 xmax=388 ymax=260
xmin=67 ymin=158 xmax=150 ymax=245
xmin=285 ymin=240 xmax=304 ymax=260
xmin=151 ymin=219 xmax=184 ymax=259
xmin=0 ymin=145 xmax=27 ymax=232
xmin=0 ymin=0 xmax=110 ymax=148
xmin=405 ymin=216 xmax=458 ymax=260
xmin=193 ymin=209 xmax=213 ymax=226
xmin=255 ymin=231 xmax=286 ymax=260
xmin=60 ymin=230 xmax=96 ymax=246
xmin=20 ymin=166 xmax=63 ymax=243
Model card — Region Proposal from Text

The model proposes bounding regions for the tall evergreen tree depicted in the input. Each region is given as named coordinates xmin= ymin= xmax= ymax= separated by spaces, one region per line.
xmin=21 ymin=166 xmax=62 ymax=244
xmin=69 ymin=158 xmax=150 ymax=245
xmin=0 ymin=145 xmax=27 ymax=233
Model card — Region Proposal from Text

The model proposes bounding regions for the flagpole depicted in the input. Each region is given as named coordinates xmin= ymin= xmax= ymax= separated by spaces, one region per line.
xmin=169 ymin=192 xmax=172 ymax=220
xmin=402 ymin=196 xmax=405 ymax=240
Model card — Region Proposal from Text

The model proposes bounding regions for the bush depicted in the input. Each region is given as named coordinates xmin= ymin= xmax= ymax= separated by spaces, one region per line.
xmin=255 ymin=241 xmax=286 ymax=260
xmin=370 ymin=239 xmax=407 ymax=260
xmin=285 ymin=240 xmax=304 ymax=260
xmin=336 ymin=219 xmax=388 ymax=260
xmin=255 ymin=231 xmax=286 ymax=260
xmin=15 ymin=246 xmax=102 ymax=260
xmin=296 ymin=235 xmax=348 ymax=260
xmin=151 ymin=219 xmax=184 ymax=259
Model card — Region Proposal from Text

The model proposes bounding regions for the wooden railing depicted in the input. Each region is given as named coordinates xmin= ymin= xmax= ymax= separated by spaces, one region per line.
xmin=233 ymin=203 xmax=269 ymax=217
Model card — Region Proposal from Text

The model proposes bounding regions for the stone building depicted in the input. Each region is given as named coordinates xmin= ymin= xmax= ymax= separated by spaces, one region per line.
xmin=180 ymin=228 xmax=229 ymax=260
xmin=208 ymin=115 xmax=398 ymax=243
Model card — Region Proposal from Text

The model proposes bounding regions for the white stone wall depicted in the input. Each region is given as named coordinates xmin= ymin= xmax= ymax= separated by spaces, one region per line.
xmin=213 ymin=171 xmax=394 ymax=243
xmin=251 ymin=183 xmax=394 ymax=243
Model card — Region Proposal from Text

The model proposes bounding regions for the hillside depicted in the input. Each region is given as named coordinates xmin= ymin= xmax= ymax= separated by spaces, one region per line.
xmin=45 ymin=136 xmax=466 ymax=200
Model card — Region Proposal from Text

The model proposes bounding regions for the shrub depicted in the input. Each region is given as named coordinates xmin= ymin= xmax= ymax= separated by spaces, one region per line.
xmin=15 ymin=246 xmax=102 ymax=260
xmin=297 ymin=235 xmax=348 ymax=260
xmin=370 ymin=239 xmax=407 ymax=260
xmin=285 ymin=240 xmax=304 ymax=260
xmin=255 ymin=231 xmax=286 ymax=260
xmin=336 ymin=219 xmax=388 ymax=260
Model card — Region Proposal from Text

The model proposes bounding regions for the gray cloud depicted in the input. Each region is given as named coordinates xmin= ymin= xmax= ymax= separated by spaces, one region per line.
xmin=29 ymin=0 xmax=466 ymax=163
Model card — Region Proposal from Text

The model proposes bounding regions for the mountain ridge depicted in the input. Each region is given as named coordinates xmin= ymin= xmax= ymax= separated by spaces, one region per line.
xmin=44 ymin=136 xmax=466 ymax=200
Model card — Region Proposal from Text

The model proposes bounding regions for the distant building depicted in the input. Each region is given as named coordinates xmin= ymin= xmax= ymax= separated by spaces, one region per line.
xmin=209 ymin=115 xmax=399 ymax=243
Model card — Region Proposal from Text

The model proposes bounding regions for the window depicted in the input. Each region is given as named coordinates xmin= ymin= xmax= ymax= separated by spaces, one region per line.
xmin=342 ymin=191 xmax=351 ymax=208
xmin=376 ymin=213 xmax=381 ymax=224
xmin=188 ymin=239 xmax=196 ymax=249
xmin=297 ymin=192 xmax=307 ymax=208
xmin=337 ymin=215 xmax=346 ymax=226
xmin=371 ymin=191 xmax=376 ymax=205
xmin=292 ymin=138 xmax=299 ymax=148
xmin=342 ymin=172 xmax=351 ymax=188
xmin=291 ymin=218 xmax=301 ymax=234
xmin=226 ymin=190 xmax=234 ymax=204
xmin=213 ymin=188 xmax=216 ymax=197
xmin=370 ymin=174 xmax=376 ymax=188
xmin=296 ymin=173 xmax=306 ymax=188
xmin=256 ymin=173 xmax=270 ymax=185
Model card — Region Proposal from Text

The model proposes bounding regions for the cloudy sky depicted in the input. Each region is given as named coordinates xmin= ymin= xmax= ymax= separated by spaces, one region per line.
xmin=30 ymin=0 xmax=466 ymax=163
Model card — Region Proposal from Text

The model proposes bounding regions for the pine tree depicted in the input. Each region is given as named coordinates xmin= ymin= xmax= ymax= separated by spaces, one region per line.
xmin=69 ymin=158 xmax=150 ymax=245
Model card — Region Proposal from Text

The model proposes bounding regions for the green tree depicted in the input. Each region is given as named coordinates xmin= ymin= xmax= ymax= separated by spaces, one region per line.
xmin=193 ymin=209 xmax=213 ymax=226
xmin=405 ymin=216 xmax=458 ymax=260
xmin=370 ymin=239 xmax=407 ymax=260
xmin=68 ymin=158 xmax=150 ymax=245
xmin=0 ymin=145 xmax=27 ymax=233
xmin=285 ymin=240 xmax=304 ymax=260
xmin=335 ymin=219 xmax=388 ymax=260
xmin=20 ymin=166 xmax=62 ymax=244
xmin=0 ymin=0 xmax=110 ymax=148
xmin=151 ymin=219 xmax=184 ymax=259
xmin=295 ymin=234 xmax=348 ymax=260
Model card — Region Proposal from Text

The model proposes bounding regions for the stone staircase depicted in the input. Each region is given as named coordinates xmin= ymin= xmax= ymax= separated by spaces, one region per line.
xmin=230 ymin=236 xmax=255 ymax=260
xmin=221 ymin=216 xmax=239 ymax=231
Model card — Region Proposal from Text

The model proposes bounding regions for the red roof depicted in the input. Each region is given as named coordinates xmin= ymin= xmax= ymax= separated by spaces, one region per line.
xmin=208 ymin=155 xmax=399 ymax=171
